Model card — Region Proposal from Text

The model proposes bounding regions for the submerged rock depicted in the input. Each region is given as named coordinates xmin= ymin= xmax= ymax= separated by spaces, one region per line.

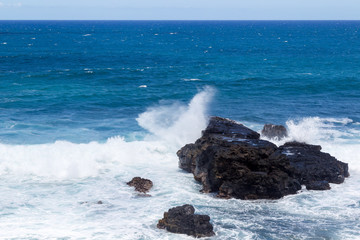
xmin=157 ymin=204 xmax=215 ymax=238
xmin=127 ymin=177 xmax=153 ymax=193
xmin=261 ymin=124 xmax=288 ymax=140
xmin=177 ymin=116 xmax=349 ymax=199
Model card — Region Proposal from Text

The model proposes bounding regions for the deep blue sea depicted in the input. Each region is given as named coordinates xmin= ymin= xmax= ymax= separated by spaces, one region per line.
xmin=0 ymin=21 xmax=360 ymax=239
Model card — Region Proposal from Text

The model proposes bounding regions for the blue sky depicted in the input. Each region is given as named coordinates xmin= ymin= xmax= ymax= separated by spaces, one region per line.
xmin=0 ymin=0 xmax=359 ymax=20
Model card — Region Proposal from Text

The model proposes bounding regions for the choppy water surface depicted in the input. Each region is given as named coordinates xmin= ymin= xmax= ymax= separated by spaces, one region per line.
xmin=0 ymin=21 xmax=360 ymax=239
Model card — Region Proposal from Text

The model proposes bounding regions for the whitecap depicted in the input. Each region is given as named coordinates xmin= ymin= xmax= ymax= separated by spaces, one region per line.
xmin=138 ymin=85 xmax=147 ymax=88
xmin=183 ymin=78 xmax=201 ymax=81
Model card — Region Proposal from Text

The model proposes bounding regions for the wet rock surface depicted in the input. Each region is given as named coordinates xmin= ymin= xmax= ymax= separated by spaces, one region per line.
xmin=177 ymin=116 xmax=349 ymax=199
xmin=261 ymin=124 xmax=288 ymax=140
xmin=275 ymin=142 xmax=349 ymax=186
xmin=157 ymin=204 xmax=215 ymax=238
xmin=127 ymin=177 xmax=153 ymax=193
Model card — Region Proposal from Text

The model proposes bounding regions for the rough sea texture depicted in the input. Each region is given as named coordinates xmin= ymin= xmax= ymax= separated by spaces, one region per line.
xmin=0 ymin=21 xmax=360 ymax=239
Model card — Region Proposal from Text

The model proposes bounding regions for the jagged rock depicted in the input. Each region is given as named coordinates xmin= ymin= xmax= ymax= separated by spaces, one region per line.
xmin=274 ymin=142 xmax=349 ymax=189
xmin=178 ymin=116 xmax=260 ymax=174
xmin=177 ymin=116 xmax=349 ymax=199
xmin=203 ymin=116 xmax=260 ymax=139
xmin=188 ymin=135 xmax=301 ymax=199
xmin=261 ymin=124 xmax=288 ymax=140
xmin=127 ymin=177 xmax=153 ymax=193
xmin=157 ymin=204 xmax=215 ymax=238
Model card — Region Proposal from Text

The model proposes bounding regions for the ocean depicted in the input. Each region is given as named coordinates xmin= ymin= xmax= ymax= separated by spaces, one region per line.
xmin=0 ymin=20 xmax=359 ymax=239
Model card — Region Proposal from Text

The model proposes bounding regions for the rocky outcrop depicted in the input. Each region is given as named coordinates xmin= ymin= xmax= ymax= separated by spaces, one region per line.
xmin=157 ymin=204 xmax=215 ymax=238
xmin=178 ymin=116 xmax=260 ymax=173
xmin=261 ymin=124 xmax=288 ymax=140
xmin=177 ymin=116 xmax=349 ymax=200
xmin=127 ymin=177 xmax=153 ymax=193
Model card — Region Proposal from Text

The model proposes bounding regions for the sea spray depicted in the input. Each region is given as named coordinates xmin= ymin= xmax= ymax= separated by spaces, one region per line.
xmin=137 ymin=86 xmax=215 ymax=150
xmin=0 ymin=88 xmax=214 ymax=180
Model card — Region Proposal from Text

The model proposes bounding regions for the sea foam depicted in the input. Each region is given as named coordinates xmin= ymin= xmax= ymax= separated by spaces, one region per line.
xmin=0 ymin=87 xmax=214 ymax=180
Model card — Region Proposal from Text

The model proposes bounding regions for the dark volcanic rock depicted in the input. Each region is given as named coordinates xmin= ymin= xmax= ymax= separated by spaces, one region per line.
xmin=157 ymin=204 xmax=215 ymax=238
xmin=274 ymin=142 xmax=349 ymax=189
xmin=127 ymin=177 xmax=153 ymax=193
xmin=178 ymin=117 xmax=301 ymax=200
xmin=261 ymin=124 xmax=288 ymax=140
xmin=192 ymin=136 xmax=301 ymax=199
xmin=178 ymin=116 xmax=260 ymax=174
xmin=178 ymin=116 xmax=349 ymax=199
xmin=306 ymin=181 xmax=331 ymax=190
xmin=203 ymin=116 xmax=260 ymax=139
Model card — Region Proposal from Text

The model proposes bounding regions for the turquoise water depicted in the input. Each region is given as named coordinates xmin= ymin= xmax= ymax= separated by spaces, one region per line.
xmin=0 ymin=21 xmax=360 ymax=239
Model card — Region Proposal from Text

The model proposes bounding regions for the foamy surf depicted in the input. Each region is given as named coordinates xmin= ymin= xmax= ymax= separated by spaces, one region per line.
xmin=0 ymin=90 xmax=359 ymax=239
xmin=0 ymin=87 xmax=214 ymax=180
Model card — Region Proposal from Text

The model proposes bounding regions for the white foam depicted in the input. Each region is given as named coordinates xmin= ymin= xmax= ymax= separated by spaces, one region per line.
xmin=138 ymin=85 xmax=147 ymax=88
xmin=0 ymin=106 xmax=359 ymax=239
xmin=0 ymin=87 xmax=214 ymax=180
xmin=183 ymin=78 xmax=201 ymax=81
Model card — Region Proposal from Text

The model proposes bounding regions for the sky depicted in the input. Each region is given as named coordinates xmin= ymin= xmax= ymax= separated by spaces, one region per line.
xmin=0 ymin=0 xmax=360 ymax=20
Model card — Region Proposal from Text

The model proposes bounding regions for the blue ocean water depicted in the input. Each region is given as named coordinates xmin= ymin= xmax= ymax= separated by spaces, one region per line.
xmin=0 ymin=21 xmax=360 ymax=239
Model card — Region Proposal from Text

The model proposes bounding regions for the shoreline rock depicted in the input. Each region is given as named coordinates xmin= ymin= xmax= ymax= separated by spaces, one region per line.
xmin=177 ymin=116 xmax=349 ymax=200
xmin=157 ymin=204 xmax=215 ymax=238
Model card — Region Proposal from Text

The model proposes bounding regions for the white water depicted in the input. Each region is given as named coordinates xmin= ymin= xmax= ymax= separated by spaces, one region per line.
xmin=0 ymin=89 xmax=360 ymax=239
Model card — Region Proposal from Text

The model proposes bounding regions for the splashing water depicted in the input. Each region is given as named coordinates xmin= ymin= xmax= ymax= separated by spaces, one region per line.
xmin=137 ymin=86 xmax=215 ymax=150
